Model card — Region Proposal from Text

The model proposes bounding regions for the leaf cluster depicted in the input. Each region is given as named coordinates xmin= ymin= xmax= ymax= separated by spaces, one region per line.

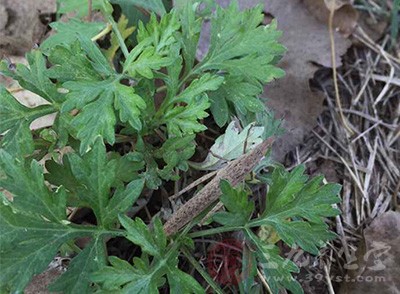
xmin=210 ymin=166 xmax=341 ymax=294
xmin=0 ymin=1 xmax=340 ymax=293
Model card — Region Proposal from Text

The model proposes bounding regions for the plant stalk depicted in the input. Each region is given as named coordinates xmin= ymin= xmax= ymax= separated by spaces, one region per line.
xmin=107 ymin=15 xmax=130 ymax=59
xmin=181 ymin=247 xmax=225 ymax=294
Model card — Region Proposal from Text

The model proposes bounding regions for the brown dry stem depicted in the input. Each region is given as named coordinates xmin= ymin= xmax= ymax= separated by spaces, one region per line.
xmin=328 ymin=5 xmax=354 ymax=136
xmin=163 ymin=137 xmax=275 ymax=236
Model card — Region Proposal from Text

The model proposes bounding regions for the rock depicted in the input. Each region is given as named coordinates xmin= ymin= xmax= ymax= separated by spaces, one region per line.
xmin=340 ymin=211 xmax=400 ymax=293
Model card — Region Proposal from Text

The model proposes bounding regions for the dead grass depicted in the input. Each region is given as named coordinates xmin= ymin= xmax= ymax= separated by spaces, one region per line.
xmin=284 ymin=17 xmax=399 ymax=293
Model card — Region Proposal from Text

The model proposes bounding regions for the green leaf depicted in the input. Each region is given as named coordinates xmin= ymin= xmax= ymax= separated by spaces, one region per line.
xmin=209 ymin=93 xmax=229 ymax=127
xmin=92 ymin=255 xmax=161 ymax=293
xmin=114 ymin=84 xmax=146 ymax=130
xmin=246 ymin=231 xmax=303 ymax=294
xmin=111 ymin=0 xmax=167 ymax=16
xmin=0 ymin=87 xmax=55 ymax=157
xmin=164 ymin=93 xmax=210 ymax=137
xmin=0 ymin=150 xmax=66 ymax=222
xmin=94 ymin=216 xmax=204 ymax=293
xmin=253 ymin=165 xmax=341 ymax=254
xmin=0 ymin=134 xmax=146 ymax=292
xmin=125 ymin=46 xmax=173 ymax=79
xmin=45 ymin=155 xmax=82 ymax=206
xmin=123 ymin=11 xmax=180 ymax=78
xmin=0 ymin=148 xmax=123 ymax=292
xmin=48 ymin=33 xmax=114 ymax=80
xmin=45 ymin=137 xmax=145 ymax=227
xmin=66 ymin=137 xmax=116 ymax=221
xmin=219 ymin=54 xmax=285 ymax=84
xmin=104 ymin=14 xmax=135 ymax=62
xmin=78 ymin=34 xmax=114 ymax=76
xmin=47 ymin=38 xmax=146 ymax=152
xmin=66 ymin=138 xmax=144 ymax=226
xmin=119 ymin=215 xmax=164 ymax=257
xmin=172 ymin=73 xmax=224 ymax=104
xmin=64 ymin=80 xmax=145 ymax=153
xmin=190 ymin=121 xmax=264 ymax=170
xmin=208 ymin=76 xmax=265 ymax=126
xmin=47 ymin=42 xmax=102 ymax=82
xmin=154 ymin=135 xmax=196 ymax=180
xmin=60 ymin=81 xmax=105 ymax=114
xmin=0 ymin=50 xmax=61 ymax=103
xmin=72 ymin=89 xmax=117 ymax=153
xmin=135 ymin=137 xmax=163 ymax=189
xmin=212 ymin=168 xmax=341 ymax=294
xmin=177 ymin=1 xmax=203 ymax=74
xmin=91 ymin=256 xmax=139 ymax=290
xmin=137 ymin=12 xmax=180 ymax=53
xmin=112 ymin=152 xmax=146 ymax=186
xmin=103 ymin=179 xmax=145 ymax=227
xmin=93 ymin=216 xmax=168 ymax=293
xmin=256 ymin=108 xmax=284 ymax=139
xmin=131 ymin=135 xmax=196 ymax=188
xmin=192 ymin=4 xmax=285 ymax=127
xmin=49 ymin=237 xmax=107 ymax=293
xmin=41 ymin=19 xmax=106 ymax=53
xmin=161 ymin=74 xmax=223 ymax=137
xmin=213 ymin=180 xmax=254 ymax=227
xmin=167 ymin=267 xmax=205 ymax=294
xmin=57 ymin=0 xmax=104 ymax=17
xmin=1 ymin=120 xmax=34 ymax=157
xmin=201 ymin=5 xmax=285 ymax=83
xmin=0 ymin=204 xmax=87 ymax=293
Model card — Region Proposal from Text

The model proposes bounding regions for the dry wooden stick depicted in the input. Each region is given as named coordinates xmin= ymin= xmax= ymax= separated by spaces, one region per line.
xmin=164 ymin=137 xmax=274 ymax=236
xmin=169 ymin=170 xmax=218 ymax=200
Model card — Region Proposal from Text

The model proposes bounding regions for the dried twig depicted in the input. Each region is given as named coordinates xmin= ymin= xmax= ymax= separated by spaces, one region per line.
xmin=87 ymin=0 xmax=93 ymax=22
xmin=164 ymin=138 xmax=275 ymax=236
xmin=169 ymin=170 xmax=218 ymax=200
xmin=285 ymin=21 xmax=399 ymax=289
xmin=328 ymin=6 xmax=354 ymax=136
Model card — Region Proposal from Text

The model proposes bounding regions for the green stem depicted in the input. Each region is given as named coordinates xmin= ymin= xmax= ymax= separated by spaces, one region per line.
xmin=189 ymin=226 xmax=243 ymax=238
xmin=181 ymin=247 xmax=225 ymax=294
xmin=178 ymin=64 xmax=200 ymax=89
xmin=243 ymin=227 xmax=257 ymax=244
xmin=107 ymin=15 xmax=129 ymax=59
xmin=70 ymin=224 xmax=126 ymax=237
xmin=70 ymin=242 xmax=83 ymax=254
xmin=31 ymin=105 xmax=58 ymax=120
xmin=115 ymin=134 xmax=135 ymax=143
xmin=33 ymin=139 xmax=51 ymax=149
xmin=153 ymin=65 xmax=201 ymax=121
xmin=91 ymin=23 xmax=112 ymax=41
